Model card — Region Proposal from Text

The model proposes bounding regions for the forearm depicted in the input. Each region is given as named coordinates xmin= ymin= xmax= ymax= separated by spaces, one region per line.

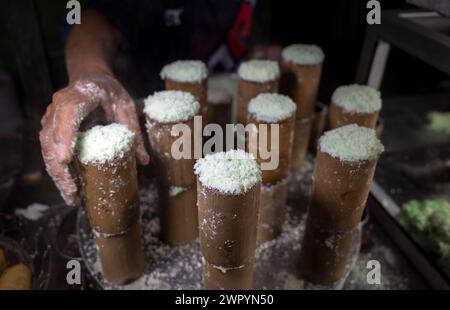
xmin=66 ymin=9 xmax=120 ymax=83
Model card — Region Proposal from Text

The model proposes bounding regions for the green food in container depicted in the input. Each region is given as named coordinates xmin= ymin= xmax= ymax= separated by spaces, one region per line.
xmin=402 ymin=199 xmax=450 ymax=273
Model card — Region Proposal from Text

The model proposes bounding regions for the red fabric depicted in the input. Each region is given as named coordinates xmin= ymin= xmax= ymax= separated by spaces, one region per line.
xmin=227 ymin=2 xmax=253 ymax=59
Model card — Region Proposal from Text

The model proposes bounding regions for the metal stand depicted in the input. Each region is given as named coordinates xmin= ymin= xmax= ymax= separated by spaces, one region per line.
xmin=356 ymin=10 xmax=450 ymax=87
xmin=359 ymin=9 xmax=450 ymax=289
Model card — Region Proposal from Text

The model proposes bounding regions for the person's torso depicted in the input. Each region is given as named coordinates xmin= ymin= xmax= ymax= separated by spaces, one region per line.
xmin=91 ymin=0 xmax=255 ymax=96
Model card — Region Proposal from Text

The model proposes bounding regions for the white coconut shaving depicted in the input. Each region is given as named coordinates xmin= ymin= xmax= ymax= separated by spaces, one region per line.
xmin=160 ymin=60 xmax=207 ymax=83
xmin=169 ymin=186 xmax=187 ymax=197
xmin=143 ymin=90 xmax=200 ymax=123
xmin=76 ymin=123 xmax=135 ymax=164
xmin=194 ymin=150 xmax=261 ymax=195
xmin=319 ymin=124 xmax=384 ymax=162
xmin=238 ymin=60 xmax=280 ymax=83
xmin=248 ymin=93 xmax=296 ymax=123
xmin=332 ymin=84 xmax=382 ymax=114
xmin=211 ymin=264 xmax=245 ymax=274
xmin=282 ymin=44 xmax=325 ymax=65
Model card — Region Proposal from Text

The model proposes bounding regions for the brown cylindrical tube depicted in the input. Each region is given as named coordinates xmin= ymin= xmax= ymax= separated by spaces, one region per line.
xmin=257 ymin=178 xmax=288 ymax=242
xmin=290 ymin=117 xmax=312 ymax=170
xmin=77 ymin=124 xmax=145 ymax=285
xmin=246 ymin=94 xmax=295 ymax=242
xmin=203 ymin=261 xmax=254 ymax=290
xmin=309 ymin=150 xmax=378 ymax=231
xmin=79 ymin=148 xmax=139 ymax=235
xmin=160 ymin=185 xmax=198 ymax=245
xmin=95 ymin=221 xmax=145 ymax=285
xmin=207 ymin=87 xmax=232 ymax=129
xmin=147 ymin=117 xmax=199 ymax=245
xmin=328 ymin=102 xmax=379 ymax=129
xmin=147 ymin=118 xmax=197 ymax=188
xmin=299 ymin=219 xmax=355 ymax=285
xmin=247 ymin=114 xmax=295 ymax=183
xmin=197 ymin=181 xmax=260 ymax=268
xmin=237 ymin=79 xmax=278 ymax=125
xmin=308 ymin=102 xmax=328 ymax=153
xmin=280 ymin=59 xmax=322 ymax=119
xmin=166 ymin=79 xmax=208 ymax=117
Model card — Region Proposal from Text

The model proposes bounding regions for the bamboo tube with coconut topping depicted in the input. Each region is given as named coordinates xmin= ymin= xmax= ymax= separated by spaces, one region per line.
xmin=247 ymin=93 xmax=296 ymax=241
xmin=160 ymin=60 xmax=208 ymax=118
xmin=195 ymin=150 xmax=261 ymax=289
xmin=237 ymin=60 xmax=279 ymax=125
xmin=300 ymin=124 xmax=383 ymax=285
xmin=77 ymin=124 xmax=145 ymax=284
xmin=280 ymin=44 xmax=324 ymax=119
xmin=308 ymin=124 xmax=384 ymax=231
xmin=329 ymin=84 xmax=381 ymax=130
xmin=144 ymin=90 xmax=200 ymax=245
xmin=280 ymin=44 xmax=324 ymax=169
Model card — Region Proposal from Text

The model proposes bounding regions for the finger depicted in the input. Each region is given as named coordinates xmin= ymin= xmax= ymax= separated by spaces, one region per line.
xmin=76 ymin=77 xmax=114 ymax=121
xmin=45 ymin=156 xmax=78 ymax=206
xmin=39 ymin=108 xmax=56 ymax=163
xmin=40 ymin=121 xmax=78 ymax=206
xmin=52 ymin=93 xmax=98 ymax=164
xmin=114 ymin=96 xmax=149 ymax=165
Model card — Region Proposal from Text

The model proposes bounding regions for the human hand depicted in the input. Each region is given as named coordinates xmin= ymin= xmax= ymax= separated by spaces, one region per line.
xmin=39 ymin=73 xmax=149 ymax=206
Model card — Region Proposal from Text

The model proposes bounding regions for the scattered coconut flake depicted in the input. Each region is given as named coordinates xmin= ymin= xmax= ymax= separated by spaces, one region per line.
xmin=238 ymin=60 xmax=280 ymax=83
xmin=319 ymin=124 xmax=384 ymax=162
xmin=332 ymin=84 xmax=382 ymax=114
xmin=169 ymin=186 xmax=187 ymax=197
xmin=194 ymin=150 xmax=261 ymax=195
xmin=248 ymin=93 xmax=296 ymax=123
xmin=15 ymin=203 xmax=49 ymax=221
xmin=143 ymin=90 xmax=199 ymax=123
xmin=282 ymin=44 xmax=324 ymax=65
xmin=160 ymin=60 xmax=207 ymax=83
xmin=76 ymin=123 xmax=134 ymax=165
xmin=211 ymin=264 xmax=245 ymax=274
